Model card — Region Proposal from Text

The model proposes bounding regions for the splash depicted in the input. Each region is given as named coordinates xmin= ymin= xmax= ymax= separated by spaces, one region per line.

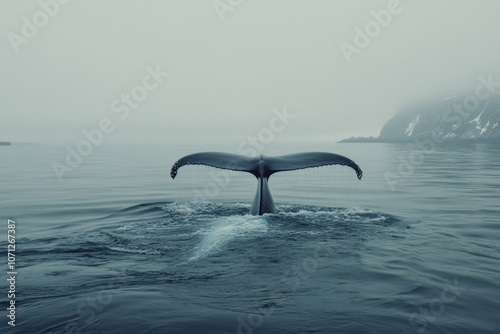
xmin=189 ymin=215 xmax=269 ymax=261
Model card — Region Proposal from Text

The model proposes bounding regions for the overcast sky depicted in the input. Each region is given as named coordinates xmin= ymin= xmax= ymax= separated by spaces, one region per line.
xmin=1 ymin=0 xmax=500 ymax=145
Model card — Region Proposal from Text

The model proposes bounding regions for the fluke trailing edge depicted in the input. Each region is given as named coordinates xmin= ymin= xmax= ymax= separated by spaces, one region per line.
xmin=170 ymin=152 xmax=363 ymax=216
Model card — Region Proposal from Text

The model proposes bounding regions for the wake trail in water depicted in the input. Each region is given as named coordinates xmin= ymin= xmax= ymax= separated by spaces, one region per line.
xmin=94 ymin=202 xmax=400 ymax=265
xmin=189 ymin=215 xmax=269 ymax=261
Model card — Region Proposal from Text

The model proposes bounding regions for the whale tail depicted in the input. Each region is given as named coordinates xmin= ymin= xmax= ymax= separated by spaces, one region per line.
xmin=171 ymin=152 xmax=362 ymax=215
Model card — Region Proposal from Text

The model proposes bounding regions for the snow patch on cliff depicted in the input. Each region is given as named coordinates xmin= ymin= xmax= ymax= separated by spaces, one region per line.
xmin=405 ymin=114 xmax=420 ymax=136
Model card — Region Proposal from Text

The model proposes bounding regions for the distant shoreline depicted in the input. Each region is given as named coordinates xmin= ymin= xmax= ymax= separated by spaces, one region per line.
xmin=0 ymin=142 xmax=39 ymax=146
xmin=338 ymin=137 xmax=500 ymax=144
xmin=337 ymin=137 xmax=412 ymax=143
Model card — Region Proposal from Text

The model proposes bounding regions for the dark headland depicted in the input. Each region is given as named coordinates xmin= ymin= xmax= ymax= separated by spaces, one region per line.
xmin=339 ymin=93 xmax=500 ymax=144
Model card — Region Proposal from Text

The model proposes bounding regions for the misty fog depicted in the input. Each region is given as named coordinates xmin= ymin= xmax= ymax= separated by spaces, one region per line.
xmin=1 ymin=0 xmax=500 ymax=145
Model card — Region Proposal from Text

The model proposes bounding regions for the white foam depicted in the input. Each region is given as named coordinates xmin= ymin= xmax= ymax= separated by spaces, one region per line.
xmin=160 ymin=202 xmax=197 ymax=215
xmin=108 ymin=246 xmax=161 ymax=255
xmin=189 ymin=216 xmax=268 ymax=261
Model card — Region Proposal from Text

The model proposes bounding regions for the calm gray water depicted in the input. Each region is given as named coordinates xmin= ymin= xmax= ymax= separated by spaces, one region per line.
xmin=0 ymin=142 xmax=499 ymax=334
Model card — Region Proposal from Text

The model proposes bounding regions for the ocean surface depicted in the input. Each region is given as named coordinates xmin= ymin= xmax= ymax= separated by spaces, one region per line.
xmin=1 ymin=142 xmax=499 ymax=334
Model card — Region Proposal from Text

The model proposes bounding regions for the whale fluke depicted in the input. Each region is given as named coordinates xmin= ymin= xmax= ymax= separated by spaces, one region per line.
xmin=171 ymin=152 xmax=362 ymax=215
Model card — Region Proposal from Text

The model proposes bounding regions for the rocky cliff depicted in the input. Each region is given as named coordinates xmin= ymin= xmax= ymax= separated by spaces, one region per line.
xmin=341 ymin=94 xmax=500 ymax=143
